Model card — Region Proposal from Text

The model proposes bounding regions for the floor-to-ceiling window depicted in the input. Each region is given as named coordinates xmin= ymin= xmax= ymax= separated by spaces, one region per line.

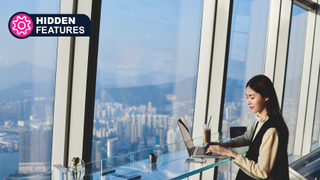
xmin=282 ymin=4 xmax=307 ymax=155
xmin=312 ymin=76 xmax=320 ymax=145
xmin=91 ymin=0 xmax=203 ymax=164
xmin=221 ymin=0 xmax=270 ymax=132
xmin=0 ymin=0 xmax=59 ymax=179
xmin=218 ymin=0 xmax=270 ymax=179
xmin=221 ymin=0 xmax=269 ymax=131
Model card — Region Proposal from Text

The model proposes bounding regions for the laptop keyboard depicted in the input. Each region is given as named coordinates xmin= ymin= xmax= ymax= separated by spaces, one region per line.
xmin=196 ymin=147 xmax=206 ymax=155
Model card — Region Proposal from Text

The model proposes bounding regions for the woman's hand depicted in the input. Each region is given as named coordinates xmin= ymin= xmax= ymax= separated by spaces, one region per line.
xmin=205 ymin=140 xmax=235 ymax=149
xmin=205 ymin=142 xmax=222 ymax=148
xmin=206 ymin=145 xmax=238 ymax=159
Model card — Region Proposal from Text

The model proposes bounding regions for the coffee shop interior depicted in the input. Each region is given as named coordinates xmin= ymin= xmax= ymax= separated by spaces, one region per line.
xmin=1 ymin=0 xmax=320 ymax=179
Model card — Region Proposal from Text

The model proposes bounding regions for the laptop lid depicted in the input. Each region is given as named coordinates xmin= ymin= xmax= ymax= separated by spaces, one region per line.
xmin=177 ymin=116 xmax=228 ymax=159
xmin=177 ymin=116 xmax=195 ymax=157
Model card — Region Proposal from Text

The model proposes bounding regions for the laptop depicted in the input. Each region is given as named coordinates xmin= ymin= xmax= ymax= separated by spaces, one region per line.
xmin=177 ymin=116 xmax=228 ymax=158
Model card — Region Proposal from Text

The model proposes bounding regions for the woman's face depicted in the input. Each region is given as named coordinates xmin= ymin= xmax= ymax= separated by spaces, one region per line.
xmin=246 ymin=86 xmax=268 ymax=115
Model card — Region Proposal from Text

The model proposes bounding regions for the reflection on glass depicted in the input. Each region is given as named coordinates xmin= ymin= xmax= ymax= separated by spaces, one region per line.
xmin=222 ymin=0 xmax=269 ymax=130
xmin=282 ymin=4 xmax=307 ymax=155
xmin=0 ymin=1 xmax=59 ymax=179
xmin=290 ymin=147 xmax=320 ymax=179
xmin=218 ymin=0 xmax=270 ymax=179
xmin=91 ymin=0 xmax=203 ymax=165
xmin=312 ymin=77 xmax=320 ymax=144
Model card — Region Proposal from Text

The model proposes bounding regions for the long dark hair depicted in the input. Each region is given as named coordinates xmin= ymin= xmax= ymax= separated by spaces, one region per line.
xmin=246 ymin=75 xmax=289 ymax=137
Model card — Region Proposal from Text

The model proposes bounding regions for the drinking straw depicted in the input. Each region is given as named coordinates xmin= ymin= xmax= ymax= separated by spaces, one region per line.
xmin=207 ymin=116 xmax=212 ymax=128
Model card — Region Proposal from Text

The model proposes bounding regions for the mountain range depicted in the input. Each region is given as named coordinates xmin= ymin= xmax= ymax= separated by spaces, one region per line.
xmin=0 ymin=62 xmax=196 ymax=106
xmin=0 ymin=61 xmax=298 ymax=107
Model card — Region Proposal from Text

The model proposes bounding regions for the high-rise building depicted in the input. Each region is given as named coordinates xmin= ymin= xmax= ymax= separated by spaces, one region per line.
xmin=124 ymin=120 xmax=132 ymax=150
xmin=147 ymin=115 xmax=152 ymax=136
xmin=159 ymin=127 xmax=166 ymax=145
xmin=141 ymin=114 xmax=146 ymax=137
xmin=167 ymin=128 xmax=176 ymax=152
xmin=45 ymin=104 xmax=53 ymax=121
xmin=23 ymin=99 xmax=30 ymax=120
xmin=131 ymin=121 xmax=137 ymax=143
xmin=139 ymin=105 xmax=147 ymax=114
xmin=163 ymin=115 xmax=168 ymax=130
xmin=152 ymin=115 xmax=158 ymax=136
xmin=19 ymin=129 xmax=29 ymax=163
xmin=107 ymin=138 xmax=117 ymax=168
xmin=158 ymin=115 xmax=162 ymax=128
xmin=92 ymin=140 xmax=102 ymax=168
xmin=172 ymin=105 xmax=179 ymax=129
xmin=148 ymin=102 xmax=152 ymax=115
xmin=116 ymin=120 xmax=124 ymax=150
xmin=111 ymin=108 xmax=116 ymax=118
xmin=136 ymin=114 xmax=142 ymax=137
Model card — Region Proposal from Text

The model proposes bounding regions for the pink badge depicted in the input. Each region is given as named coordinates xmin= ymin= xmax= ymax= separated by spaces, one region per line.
xmin=10 ymin=13 xmax=33 ymax=38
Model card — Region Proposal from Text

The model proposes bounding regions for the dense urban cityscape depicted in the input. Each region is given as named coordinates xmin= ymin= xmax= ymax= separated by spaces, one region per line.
xmin=0 ymin=81 xmax=301 ymax=179
xmin=0 ymin=90 xmax=252 ymax=176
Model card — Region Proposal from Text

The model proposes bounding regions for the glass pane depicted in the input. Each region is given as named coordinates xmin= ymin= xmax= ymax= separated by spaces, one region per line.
xmin=312 ymin=76 xmax=320 ymax=144
xmin=221 ymin=0 xmax=269 ymax=134
xmin=91 ymin=0 xmax=203 ymax=164
xmin=282 ymin=4 xmax=307 ymax=155
xmin=290 ymin=147 xmax=320 ymax=180
xmin=218 ymin=0 xmax=270 ymax=178
xmin=0 ymin=1 xmax=59 ymax=179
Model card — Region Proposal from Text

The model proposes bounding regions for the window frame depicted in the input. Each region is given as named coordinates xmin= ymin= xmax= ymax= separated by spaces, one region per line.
xmin=301 ymin=1 xmax=320 ymax=155
xmin=51 ymin=0 xmax=75 ymax=168
xmin=49 ymin=0 xmax=320 ymax=178
xmin=291 ymin=3 xmax=317 ymax=156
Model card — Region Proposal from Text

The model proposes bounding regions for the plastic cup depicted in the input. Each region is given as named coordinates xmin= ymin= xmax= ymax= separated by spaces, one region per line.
xmin=203 ymin=124 xmax=211 ymax=144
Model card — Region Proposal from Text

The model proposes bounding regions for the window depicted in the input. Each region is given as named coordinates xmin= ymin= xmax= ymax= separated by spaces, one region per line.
xmin=312 ymin=76 xmax=320 ymax=144
xmin=0 ymin=1 xmax=59 ymax=179
xmin=221 ymin=0 xmax=269 ymax=131
xmin=218 ymin=0 xmax=269 ymax=179
xmin=91 ymin=0 xmax=203 ymax=163
xmin=282 ymin=4 xmax=307 ymax=155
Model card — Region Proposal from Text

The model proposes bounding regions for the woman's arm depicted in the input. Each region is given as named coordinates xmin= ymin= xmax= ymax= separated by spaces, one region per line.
xmin=206 ymin=121 xmax=257 ymax=149
xmin=207 ymin=128 xmax=278 ymax=179
xmin=231 ymin=121 xmax=258 ymax=147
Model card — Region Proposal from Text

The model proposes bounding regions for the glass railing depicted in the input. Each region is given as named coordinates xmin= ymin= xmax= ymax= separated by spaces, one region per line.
xmin=17 ymin=131 xmax=248 ymax=180
xmin=81 ymin=131 xmax=248 ymax=180
xmin=13 ymin=171 xmax=52 ymax=180
xmin=84 ymin=131 xmax=229 ymax=175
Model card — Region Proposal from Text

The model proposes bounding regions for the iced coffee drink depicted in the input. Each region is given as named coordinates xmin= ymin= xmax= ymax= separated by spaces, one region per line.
xmin=203 ymin=124 xmax=211 ymax=144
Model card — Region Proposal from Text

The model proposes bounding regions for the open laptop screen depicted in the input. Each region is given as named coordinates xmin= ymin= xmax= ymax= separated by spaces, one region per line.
xmin=177 ymin=116 xmax=194 ymax=156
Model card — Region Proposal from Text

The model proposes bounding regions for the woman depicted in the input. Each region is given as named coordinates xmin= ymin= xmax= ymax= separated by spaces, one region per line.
xmin=206 ymin=75 xmax=289 ymax=180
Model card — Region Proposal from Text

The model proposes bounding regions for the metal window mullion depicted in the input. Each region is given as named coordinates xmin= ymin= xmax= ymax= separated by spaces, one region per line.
xmin=273 ymin=0 xmax=293 ymax=108
xmin=192 ymin=0 xmax=216 ymax=139
xmin=67 ymin=0 xmax=93 ymax=165
xmin=203 ymin=0 xmax=232 ymax=179
xmin=192 ymin=0 xmax=217 ymax=179
xmin=51 ymin=0 xmax=76 ymax=168
xmin=293 ymin=9 xmax=316 ymax=156
xmin=264 ymin=0 xmax=281 ymax=81
xmin=302 ymin=5 xmax=320 ymax=155
xmin=206 ymin=0 xmax=232 ymax=134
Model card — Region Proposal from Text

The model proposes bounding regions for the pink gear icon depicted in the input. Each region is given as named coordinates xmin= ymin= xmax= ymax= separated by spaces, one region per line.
xmin=10 ymin=13 xmax=33 ymax=38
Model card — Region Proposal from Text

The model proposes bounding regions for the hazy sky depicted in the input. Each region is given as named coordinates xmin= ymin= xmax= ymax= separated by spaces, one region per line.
xmin=97 ymin=0 xmax=203 ymax=79
xmin=0 ymin=0 xmax=59 ymax=69
xmin=0 ymin=0 xmax=307 ymax=84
